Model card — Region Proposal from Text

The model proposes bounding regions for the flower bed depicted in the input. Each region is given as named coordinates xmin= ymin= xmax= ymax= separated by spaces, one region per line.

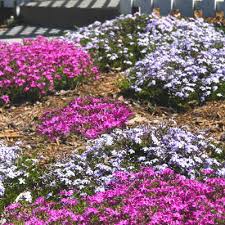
xmin=1 ymin=15 xmax=225 ymax=224
xmin=0 ymin=36 xmax=98 ymax=105
xmin=38 ymin=97 xmax=133 ymax=140
xmin=124 ymin=16 xmax=225 ymax=108
xmin=67 ymin=13 xmax=225 ymax=108
xmin=66 ymin=14 xmax=225 ymax=75
xmin=3 ymin=168 xmax=225 ymax=224
xmin=44 ymin=126 xmax=224 ymax=194
xmin=1 ymin=126 xmax=224 ymax=216
xmin=127 ymin=39 xmax=225 ymax=109
xmin=65 ymin=14 xmax=152 ymax=71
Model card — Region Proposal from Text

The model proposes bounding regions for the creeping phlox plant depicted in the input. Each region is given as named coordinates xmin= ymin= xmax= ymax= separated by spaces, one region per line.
xmin=0 ymin=36 xmax=98 ymax=105
xmin=66 ymin=14 xmax=225 ymax=74
xmin=38 ymin=97 xmax=133 ymax=140
xmin=126 ymin=16 xmax=225 ymax=108
xmin=0 ymin=142 xmax=21 ymax=197
xmin=67 ymin=13 xmax=225 ymax=107
xmin=44 ymin=126 xmax=224 ymax=194
xmin=3 ymin=168 xmax=225 ymax=225
xmin=65 ymin=14 xmax=153 ymax=71
xmin=0 ymin=141 xmax=42 ymax=212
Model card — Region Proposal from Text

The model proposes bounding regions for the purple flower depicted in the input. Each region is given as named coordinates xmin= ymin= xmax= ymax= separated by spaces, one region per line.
xmin=0 ymin=95 xmax=10 ymax=104
xmin=38 ymin=97 xmax=133 ymax=140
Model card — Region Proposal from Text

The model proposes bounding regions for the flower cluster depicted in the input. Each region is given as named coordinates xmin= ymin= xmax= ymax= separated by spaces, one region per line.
xmin=0 ymin=36 xmax=98 ymax=105
xmin=38 ymin=97 xmax=133 ymax=140
xmin=3 ymin=168 xmax=225 ymax=224
xmin=65 ymin=14 xmax=152 ymax=71
xmin=126 ymin=16 xmax=225 ymax=108
xmin=66 ymin=14 xmax=224 ymax=74
xmin=0 ymin=142 xmax=21 ymax=196
xmin=0 ymin=154 xmax=43 ymax=213
xmin=44 ymin=126 xmax=224 ymax=194
xmin=67 ymin=13 xmax=225 ymax=107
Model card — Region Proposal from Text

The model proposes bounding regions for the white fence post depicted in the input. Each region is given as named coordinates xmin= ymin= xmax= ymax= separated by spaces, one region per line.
xmin=133 ymin=0 xmax=225 ymax=17
xmin=174 ymin=0 xmax=194 ymax=17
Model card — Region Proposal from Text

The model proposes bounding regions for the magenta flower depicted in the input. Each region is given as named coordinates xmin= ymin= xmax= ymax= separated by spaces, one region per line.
xmin=60 ymin=198 xmax=78 ymax=206
xmin=0 ymin=95 xmax=10 ymax=104
xmin=3 ymin=168 xmax=225 ymax=224
xmin=5 ymin=203 xmax=21 ymax=211
xmin=59 ymin=190 xmax=74 ymax=197
xmin=38 ymin=96 xmax=133 ymax=140
xmin=0 ymin=36 xmax=98 ymax=105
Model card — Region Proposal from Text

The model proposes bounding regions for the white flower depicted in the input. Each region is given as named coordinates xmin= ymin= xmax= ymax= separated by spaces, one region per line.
xmin=138 ymin=156 xmax=146 ymax=162
xmin=18 ymin=178 xmax=26 ymax=185
xmin=15 ymin=191 xmax=32 ymax=203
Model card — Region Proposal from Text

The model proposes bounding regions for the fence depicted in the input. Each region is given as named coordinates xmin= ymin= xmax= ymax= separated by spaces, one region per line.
xmin=127 ymin=0 xmax=225 ymax=17
xmin=1 ymin=0 xmax=225 ymax=18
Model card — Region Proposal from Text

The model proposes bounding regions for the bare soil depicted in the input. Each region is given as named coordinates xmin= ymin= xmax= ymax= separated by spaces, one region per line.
xmin=0 ymin=73 xmax=224 ymax=164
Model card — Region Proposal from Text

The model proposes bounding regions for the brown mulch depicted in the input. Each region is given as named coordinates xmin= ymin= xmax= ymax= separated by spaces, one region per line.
xmin=0 ymin=76 xmax=225 ymax=163
xmin=0 ymin=73 xmax=130 ymax=163
xmin=176 ymin=101 xmax=225 ymax=141
xmin=1 ymin=72 xmax=225 ymax=163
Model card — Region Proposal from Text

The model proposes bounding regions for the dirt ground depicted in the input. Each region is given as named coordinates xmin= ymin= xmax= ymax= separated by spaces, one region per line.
xmin=0 ymin=73 xmax=224 ymax=164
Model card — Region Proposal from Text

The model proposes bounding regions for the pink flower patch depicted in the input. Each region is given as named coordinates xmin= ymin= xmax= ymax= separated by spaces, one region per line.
xmin=0 ymin=36 xmax=98 ymax=105
xmin=38 ymin=96 xmax=133 ymax=140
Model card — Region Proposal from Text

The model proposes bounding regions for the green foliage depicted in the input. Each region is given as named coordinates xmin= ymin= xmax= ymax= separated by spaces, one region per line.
xmin=70 ymin=14 xmax=153 ymax=71
xmin=0 ymin=156 xmax=44 ymax=212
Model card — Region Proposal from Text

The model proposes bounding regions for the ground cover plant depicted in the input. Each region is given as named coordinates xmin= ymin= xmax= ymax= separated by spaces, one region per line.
xmin=66 ymin=14 xmax=225 ymax=74
xmin=67 ymin=14 xmax=225 ymax=109
xmin=66 ymin=14 xmax=153 ymax=71
xmin=1 ymin=13 xmax=225 ymax=225
xmin=1 ymin=125 xmax=224 ymax=214
xmin=43 ymin=125 xmax=225 ymax=195
xmin=125 ymin=16 xmax=225 ymax=109
xmin=0 ymin=142 xmax=44 ymax=212
xmin=0 ymin=142 xmax=21 ymax=197
xmin=38 ymin=96 xmax=133 ymax=140
xmin=127 ymin=33 xmax=225 ymax=109
xmin=0 ymin=36 xmax=98 ymax=105
xmin=3 ymin=167 xmax=225 ymax=224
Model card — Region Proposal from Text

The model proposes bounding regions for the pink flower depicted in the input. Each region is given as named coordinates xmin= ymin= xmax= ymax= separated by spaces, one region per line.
xmin=38 ymin=97 xmax=133 ymax=140
xmin=59 ymin=190 xmax=74 ymax=197
xmin=201 ymin=168 xmax=215 ymax=175
xmin=33 ymin=197 xmax=45 ymax=205
xmin=60 ymin=198 xmax=78 ymax=206
xmin=3 ymin=168 xmax=225 ymax=224
xmin=5 ymin=202 xmax=21 ymax=211
xmin=1 ymin=95 xmax=10 ymax=104
xmin=0 ymin=36 xmax=98 ymax=105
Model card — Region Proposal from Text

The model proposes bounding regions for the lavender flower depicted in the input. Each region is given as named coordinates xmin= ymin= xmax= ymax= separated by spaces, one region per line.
xmin=44 ymin=126 xmax=224 ymax=195
xmin=66 ymin=13 xmax=225 ymax=107
xmin=126 ymin=16 xmax=225 ymax=106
